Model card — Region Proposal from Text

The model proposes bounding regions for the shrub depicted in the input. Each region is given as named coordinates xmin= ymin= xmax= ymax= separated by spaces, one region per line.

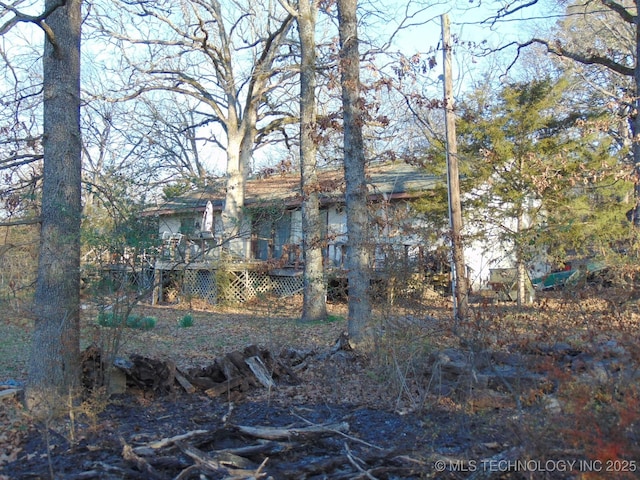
xmin=178 ymin=314 xmax=194 ymax=328
xmin=96 ymin=312 xmax=156 ymax=330
xmin=127 ymin=315 xmax=157 ymax=330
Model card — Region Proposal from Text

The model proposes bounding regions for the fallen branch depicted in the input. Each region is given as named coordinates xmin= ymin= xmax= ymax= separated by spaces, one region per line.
xmin=205 ymin=377 xmax=246 ymax=398
xmin=345 ymin=443 xmax=379 ymax=480
xmin=173 ymin=464 xmax=200 ymax=480
xmin=65 ymin=461 xmax=148 ymax=480
xmin=174 ymin=370 xmax=196 ymax=394
xmin=135 ymin=429 xmax=210 ymax=453
xmin=121 ymin=442 xmax=167 ymax=480
xmin=293 ymin=413 xmax=385 ymax=451
xmin=175 ymin=441 xmax=262 ymax=479
xmin=235 ymin=422 xmax=349 ymax=441
xmin=221 ymin=440 xmax=294 ymax=456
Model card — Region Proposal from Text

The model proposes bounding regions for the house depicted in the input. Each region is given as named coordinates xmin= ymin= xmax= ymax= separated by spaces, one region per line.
xmin=144 ymin=162 xmax=444 ymax=304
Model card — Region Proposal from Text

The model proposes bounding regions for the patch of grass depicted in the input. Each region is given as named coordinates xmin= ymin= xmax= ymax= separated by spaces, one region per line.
xmin=0 ymin=317 xmax=32 ymax=380
xmin=299 ymin=314 xmax=345 ymax=326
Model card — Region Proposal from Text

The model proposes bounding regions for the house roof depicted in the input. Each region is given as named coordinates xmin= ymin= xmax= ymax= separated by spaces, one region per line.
xmin=147 ymin=162 xmax=440 ymax=216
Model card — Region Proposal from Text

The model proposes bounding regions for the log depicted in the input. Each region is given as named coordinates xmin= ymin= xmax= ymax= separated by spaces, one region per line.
xmin=128 ymin=355 xmax=176 ymax=393
xmin=275 ymin=358 xmax=302 ymax=383
xmin=186 ymin=376 xmax=217 ymax=389
xmin=174 ymin=370 xmax=196 ymax=394
xmin=216 ymin=355 xmax=242 ymax=380
xmin=245 ymin=356 xmax=276 ymax=389
xmin=228 ymin=350 xmax=254 ymax=376
xmin=205 ymin=377 xmax=246 ymax=398
xmin=235 ymin=421 xmax=349 ymax=441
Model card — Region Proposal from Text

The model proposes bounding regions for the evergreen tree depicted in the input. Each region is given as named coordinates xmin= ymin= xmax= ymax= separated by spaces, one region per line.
xmin=420 ymin=76 xmax=631 ymax=302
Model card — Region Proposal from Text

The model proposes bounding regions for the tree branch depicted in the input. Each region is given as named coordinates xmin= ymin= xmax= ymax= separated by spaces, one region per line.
xmin=0 ymin=0 xmax=67 ymax=45
xmin=498 ymin=38 xmax=634 ymax=79
xmin=601 ymin=0 xmax=635 ymax=24
xmin=0 ymin=217 xmax=41 ymax=227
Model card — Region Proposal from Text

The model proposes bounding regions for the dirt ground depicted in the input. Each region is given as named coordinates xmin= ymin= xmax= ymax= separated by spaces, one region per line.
xmin=1 ymin=289 xmax=640 ymax=479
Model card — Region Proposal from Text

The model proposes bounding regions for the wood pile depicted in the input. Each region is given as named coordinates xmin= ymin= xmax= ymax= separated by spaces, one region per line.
xmin=81 ymin=344 xmax=303 ymax=400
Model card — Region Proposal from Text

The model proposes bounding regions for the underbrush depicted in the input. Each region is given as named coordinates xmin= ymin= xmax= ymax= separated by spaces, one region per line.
xmin=365 ymin=285 xmax=640 ymax=472
xmin=3 ymin=281 xmax=640 ymax=477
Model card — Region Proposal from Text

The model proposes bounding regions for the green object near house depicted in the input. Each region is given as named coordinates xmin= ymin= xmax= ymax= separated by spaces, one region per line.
xmin=533 ymin=260 xmax=607 ymax=290
xmin=533 ymin=270 xmax=574 ymax=290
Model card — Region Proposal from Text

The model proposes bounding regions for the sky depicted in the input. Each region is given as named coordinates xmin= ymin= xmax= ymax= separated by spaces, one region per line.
xmin=388 ymin=0 xmax=562 ymax=88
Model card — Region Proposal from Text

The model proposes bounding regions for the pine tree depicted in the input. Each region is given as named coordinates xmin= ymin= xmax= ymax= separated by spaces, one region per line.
xmin=419 ymin=76 xmax=631 ymax=303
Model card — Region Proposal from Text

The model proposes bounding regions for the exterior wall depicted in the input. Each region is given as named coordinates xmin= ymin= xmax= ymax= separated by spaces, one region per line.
xmin=326 ymin=206 xmax=347 ymax=267
xmin=463 ymin=206 xmax=549 ymax=290
xmin=159 ymin=216 xmax=182 ymax=235
xmin=290 ymin=210 xmax=302 ymax=244
xmin=156 ymin=200 xmax=448 ymax=274
xmin=464 ymin=231 xmax=514 ymax=290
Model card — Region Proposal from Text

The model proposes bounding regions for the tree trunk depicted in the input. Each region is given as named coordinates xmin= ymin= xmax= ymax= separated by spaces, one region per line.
xmin=222 ymin=133 xmax=248 ymax=259
xmin=337 ymin=0 xmax=371 ymax=344
xmin=515 ymin=159 xmax=531 ymax=307
xmin=633 ymin=11 xmax=640 ymax=227
xmin=27 ymin=0 xmax=83 ymax=413
xmin=298 ymin=0 xmax=327 ymax=322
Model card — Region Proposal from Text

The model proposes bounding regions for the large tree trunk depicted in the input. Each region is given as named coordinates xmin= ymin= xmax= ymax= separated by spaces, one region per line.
xmin=222 ymin=132 xmax=249 ymax=259
xmin=337 ymin=0 xmax=371 ymax=344
xmin=298 ymin=0 xmax=327 ymax=322
xmin=27 ymin=0 xmax=83 ymax=413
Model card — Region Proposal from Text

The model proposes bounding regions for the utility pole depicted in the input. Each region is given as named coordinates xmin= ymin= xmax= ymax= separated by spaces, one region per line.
xmin=441 ymin=13 xmax=469 ymax=322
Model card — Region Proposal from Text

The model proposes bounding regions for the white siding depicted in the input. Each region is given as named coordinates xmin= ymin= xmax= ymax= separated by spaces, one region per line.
xmin=326 ymin=206 xmax=347 ymax=266
xmin=159 ymin=217 xmax=181 ymax=235
xmin=290 ymin=210 xmax=302 ymax=245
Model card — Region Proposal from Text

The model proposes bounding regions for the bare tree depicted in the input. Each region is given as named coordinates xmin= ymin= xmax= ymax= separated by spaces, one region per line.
xmin=92 ymin=0 xmax=297 ymax=255
xmin=337 ymin=0 xmax=371 ymax=344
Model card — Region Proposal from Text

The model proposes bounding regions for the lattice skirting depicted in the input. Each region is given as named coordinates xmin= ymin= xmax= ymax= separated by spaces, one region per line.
xmin=97 ymin=267 xmax=155 ymax=294
xmin=178 ymin=269 xmax=303 ymax=304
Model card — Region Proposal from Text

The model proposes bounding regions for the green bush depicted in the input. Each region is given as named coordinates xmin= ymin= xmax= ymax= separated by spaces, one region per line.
xmin=128 ymin=315 xmax=157 ymax=330
xmin=96 ymin=312 xmax=156 ymax=330
xmin=178 ymin=314 xmax=194 ymax=328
